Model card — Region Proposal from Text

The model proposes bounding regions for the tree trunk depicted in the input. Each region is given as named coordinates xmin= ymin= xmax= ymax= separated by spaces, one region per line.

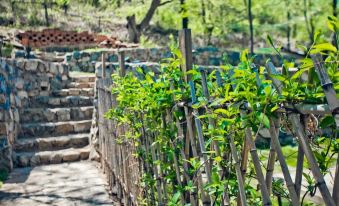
xmin=287 ymin=10 xmax=291 ymax=51
xmin=181 ymin=0 xmax=188 ymax=29
xmin=43 ymin=1 xmax=49 ymax=27
xmin=127 ymin=15 xmax=141 ymax=43
xmin=303 ymin=0 xmax=314 ymax=46
xmin=126 ymin=0 xmax=162 ymax=43
xmin=248 ymin=0 xmax=254 ymax=54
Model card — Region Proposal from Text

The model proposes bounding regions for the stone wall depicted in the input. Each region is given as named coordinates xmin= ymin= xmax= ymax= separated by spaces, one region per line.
xmin=0 ymin=58 xmax=70 ymax=172
xmin=65 ymin=47 xmax=299 ymax=73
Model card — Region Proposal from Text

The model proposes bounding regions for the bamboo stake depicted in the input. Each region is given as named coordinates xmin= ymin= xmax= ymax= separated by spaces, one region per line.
xmin=295 ymin=144 xmax=304 ymax=200
xmin=140 ymin=116 xmax=156 ymax=205
xmin=215 ymin=70 xmax=231 ymax=206
xmin=310 ymin=54 xmax=339 ymax=127
xmin=267 ymin=62 xmax=336 ymax=206
xmin=266 ymin=118 xmax=280 ymax=197
xmin=189 ymin=81 xmax=214 ymax=205
xmin=228 ymin=133 xmax=248 ymax=206
xmin=199 ymin=69 xmax=222 ymax=157
xmin=189 ymin=81 xmax=213 ymax=182
xmin=268 ymin=116 xmax=300 ymax=206
xmin=311 ymin=54 xmax=339 ymax=205
xmin=183 ymin=104 xmax=209 ymax=205
xmin=169 ymin=81 xmax=198 ymax=205
xmin=241 ymin=111 xmax=272 ymax=206
xmin=149 ymin=133 xmax=164 ymax=205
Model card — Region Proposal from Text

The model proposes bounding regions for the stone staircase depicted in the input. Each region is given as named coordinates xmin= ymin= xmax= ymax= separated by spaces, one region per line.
xmin=14 ymin=75 xmax=95 ymax=167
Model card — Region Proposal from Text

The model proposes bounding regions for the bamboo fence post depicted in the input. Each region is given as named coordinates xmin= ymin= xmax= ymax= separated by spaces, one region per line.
xmin=214 ymin=70 xmax=231 ymax=206
xmin=227 ymin=133 xmax=248 ymax=206
xmin=240 ymin=111 xmax=272 ymax=206
xmin=268 ymin=116 xmax=300 ymax=206
xmin=189 ymin=81 xmax=213 ymax=182
xmin=266 ymin=62 xmax=336 ymax=206
xmin=149 ymin=133 xmax=164 ymax=205
xmin=251 ymin=66 xmax=278 ymax=196
xmin=294 ymin=144 xmax=304 ymax=200
xmin=166 ymin=109 xmax=187 ymax=206
xmin=169 ymin=81 xmax=198 ymax=205
xmin=310 ymin=54 xmax=339 ymax=126
xmin=310 ymin=53 xmax=339 ymax=205
xmin=199 ymin=68 xmax=222 ymax=157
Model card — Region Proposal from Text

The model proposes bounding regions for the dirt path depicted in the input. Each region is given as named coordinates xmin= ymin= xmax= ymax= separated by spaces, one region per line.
xmin=0 ymin=161 xmax=116 ymax=206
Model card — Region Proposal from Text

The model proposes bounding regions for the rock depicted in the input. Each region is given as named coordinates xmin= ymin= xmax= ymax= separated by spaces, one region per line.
xmin=50 ymin=63 xmax=59 ymax=74
xmin=40 ymin=81 xmax=49 ymax=88
xmin=30 ymin=155 xmax=40 ymax=166
xmin=15 ymin=95 xmax=21 ymax=107
xmin=55 ymin=123 xmax=73 ymax=134
xmin=62 ymin=75 xmax=68 ymax=81
xmin=15 ymin=78 xmax=24 ymax=89
xmin=73 ymin=121 xmax=91 ymax=132
xmin=18 ymin=91 xmax=28 ymax=99
xmin=40 ymin=91 xmax=49 ymax=96
xmin=26 ymin=60 xmax=39 ymax=71
xmin=0 ymin=94 xmax=5 ymax=104
xmin=69 ymin=89 xmax=80 ymax=96
xmin=48 ymin=98 xmax=61 ymax=106
xmin=28 ymin=90 xmax=39 ymax=97
xmin=18 ymin=155 xmax=29 ymax=167
xmin=50 ymin=153 xmax=62 ymax=164
xmin=0 ymin=123 xmax=6 ymax=135
xmin=39 ymin=153 xmax=50 ymax=164
xmin=38 ymin=139 xmax=53 ymax=150
xmin=89 ymin=147 xmax=100 ymax=162
xmin=38 ymin=62 xmax=45 ymax=72
xmin=63 ymin=151 xmax=79 ymax=162
xmin=58 ymin=65 xmax=64 ymax=74
xmin=56 ymin=109 xmax=71 ymax=121
xmin=79 ymin=149 xmax=90 ymax=160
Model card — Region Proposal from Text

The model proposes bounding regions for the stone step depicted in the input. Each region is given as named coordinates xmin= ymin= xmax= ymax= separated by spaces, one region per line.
xmin=20 ymin=106 xmax=94 ymax=123
xmin=67 ymin=82 xmax=95 ymax=89
xmin=14 ymin=133 xmax=90 ymax=152
xmin=52 ymin=88 xmax=94 ymax=97
xmin=25 ymin=96 xmax=94 ymax=108
xmin=15 ymin=147 xmax=90 ymax=167
xmin=19 ymin=120 xmax=92 ymax=138
xmin=71 ymin=76 xmax=96 ymax=83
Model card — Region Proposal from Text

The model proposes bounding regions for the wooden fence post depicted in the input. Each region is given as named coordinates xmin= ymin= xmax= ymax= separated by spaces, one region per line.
xmin=102 ymin=52 xmax=106 ymax=78
xmin=118 ymin=51 xmax=126 ymax=77
xmin=179 ymin=29 xmax=193 ymax=82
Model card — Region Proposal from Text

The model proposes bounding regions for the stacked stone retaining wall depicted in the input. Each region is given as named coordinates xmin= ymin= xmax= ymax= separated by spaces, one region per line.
xmin=0 ymin=58 xmax=70 ymax=172
xmin=66 ymin=47 xmax=299 ymax=73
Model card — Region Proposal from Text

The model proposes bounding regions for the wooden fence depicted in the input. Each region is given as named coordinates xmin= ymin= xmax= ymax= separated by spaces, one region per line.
xmin=96 ymin=29 xmax=339 ymax=206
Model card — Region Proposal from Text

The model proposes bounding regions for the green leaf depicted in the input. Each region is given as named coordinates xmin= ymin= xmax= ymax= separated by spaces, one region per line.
xmin=320 ymin=116 xmax=335 ymax=128
xmin=256 ymin=112 xmax=270 ymax=128
xmin=267 ymin=35 xmax=274 ymax=48
xmin=291 ymin=67 xmax=309 ymax=80
xmin=327 ymin=15 xmax=339 ymax=33
xmin=311 ymin=43 xmax=337 ymax=53
xmin=240 ymin=49 xmax=249 ymax=62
